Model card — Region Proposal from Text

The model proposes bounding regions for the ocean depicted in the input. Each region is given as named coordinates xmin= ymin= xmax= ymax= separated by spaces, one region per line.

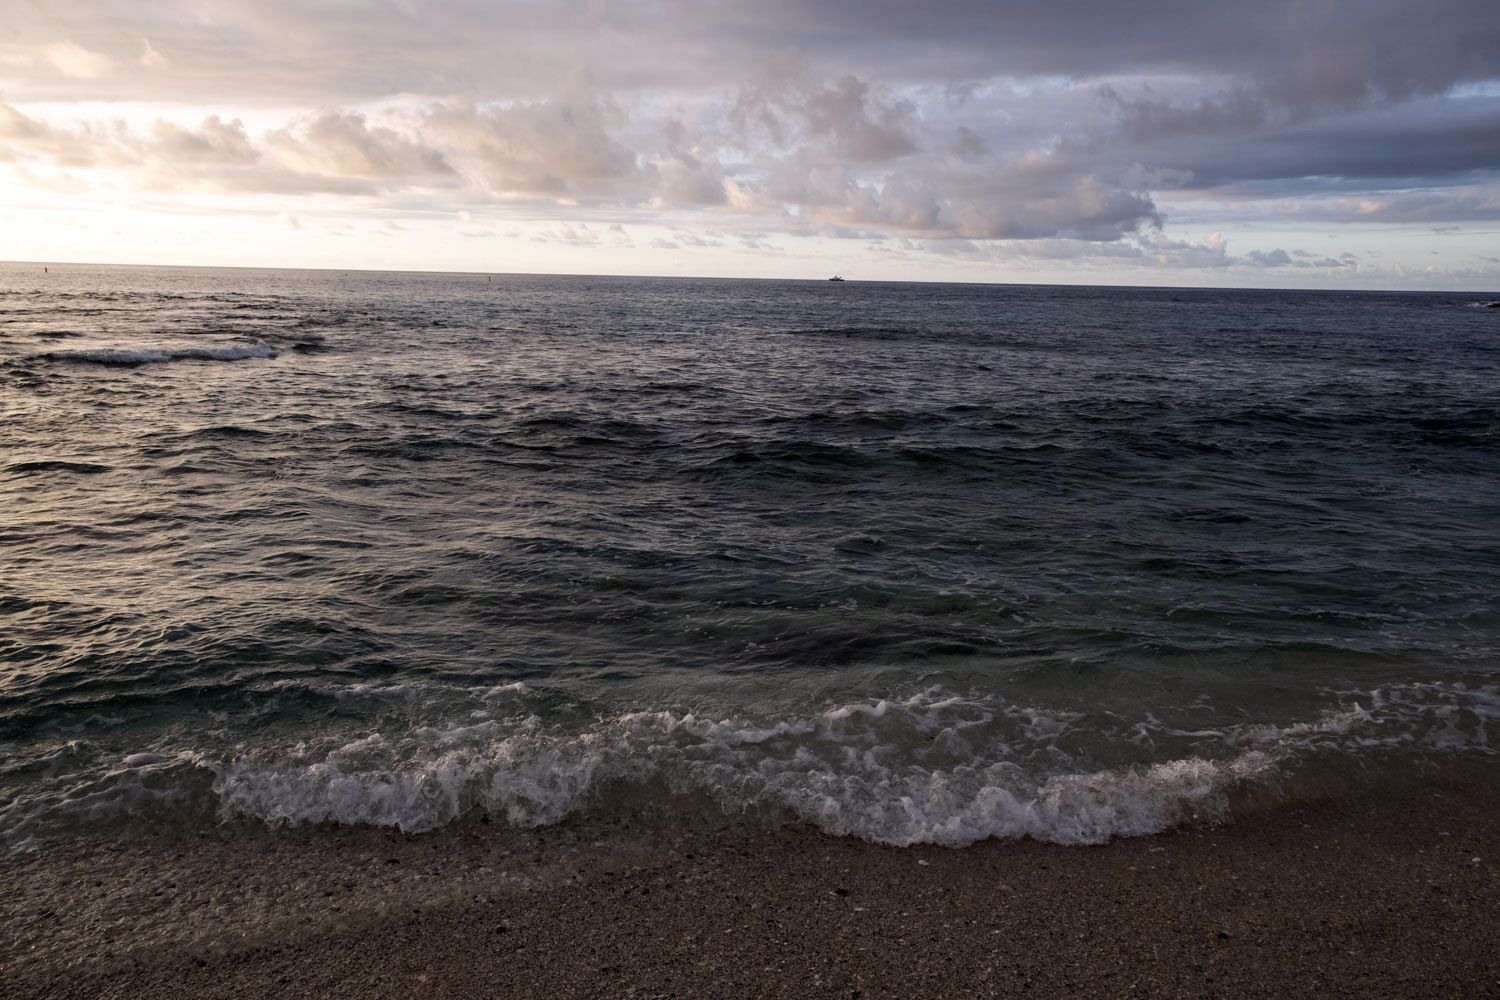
xmin=2 ymin=262 xmax=1497 ymax=850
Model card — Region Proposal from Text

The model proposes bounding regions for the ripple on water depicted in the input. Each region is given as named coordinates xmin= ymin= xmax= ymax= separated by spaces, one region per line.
xmin=1 ymin=268 xmax=1498 ymax=846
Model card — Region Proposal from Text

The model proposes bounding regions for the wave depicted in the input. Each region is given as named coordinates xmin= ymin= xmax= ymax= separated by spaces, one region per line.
xmin=5 ymin=459 xmax=111 ymax=475
xmin=779 ymin=326 xmax=929 ymax=342
xmin=40 ymin=341 xmax=277 ymax=366
xmin=201 ymin=693 xmax=1409 ymax=846
xmin=3 ymin=682 xmax=1494 ymax=850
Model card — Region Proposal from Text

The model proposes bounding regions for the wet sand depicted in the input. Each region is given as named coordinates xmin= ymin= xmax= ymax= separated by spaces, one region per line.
xmin=3 ymin=767 xmax=1498 ymax=999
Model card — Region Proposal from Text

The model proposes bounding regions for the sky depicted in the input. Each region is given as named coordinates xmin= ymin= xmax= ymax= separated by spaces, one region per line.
xmin=2 ymin=1 xmax=1498 ymax=288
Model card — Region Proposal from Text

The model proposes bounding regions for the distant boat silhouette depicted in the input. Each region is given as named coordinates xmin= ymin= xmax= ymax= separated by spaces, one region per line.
xmin=827 ymin=275 xmax=845 ymax=282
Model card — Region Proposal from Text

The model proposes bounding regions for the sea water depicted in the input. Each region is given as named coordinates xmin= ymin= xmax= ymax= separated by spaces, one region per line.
xmin=2 ymin=263 xmax=1497 ymax=847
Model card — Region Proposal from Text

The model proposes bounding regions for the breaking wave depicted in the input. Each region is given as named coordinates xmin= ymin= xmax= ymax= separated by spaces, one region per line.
xmin=4 ymin=682 xmax=1495 ymax=850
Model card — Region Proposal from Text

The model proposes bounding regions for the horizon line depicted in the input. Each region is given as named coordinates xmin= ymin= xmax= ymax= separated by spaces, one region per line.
xmin=3 ymin=257 xmax=1496 ymax=297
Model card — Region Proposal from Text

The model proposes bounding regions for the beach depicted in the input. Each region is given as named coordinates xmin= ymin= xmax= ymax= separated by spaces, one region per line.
xmin=5 ymin=0 xmax=1499 ymax=991
xmin=4 ymin=267 xmax=1499 ymax=997
xmin=5 ymin=761 xmax=1497 ymax=999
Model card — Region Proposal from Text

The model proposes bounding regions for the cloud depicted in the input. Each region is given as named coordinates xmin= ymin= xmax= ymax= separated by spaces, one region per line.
xmin=0 ymin=101 xmax=122 ymax=167
xmin=753 ymin=157 xmax=1162 ymax=241
xmin=267 ymin=111 xmax=453 ymax=182
xmin=425 ymin=92 xmax=639 ymax=200
xmin=7 ymin=1 xmax=1497 ymax=106
xmin=1244 ymin=248 xmax=1294 ymax=267
xmin=1137 ymin=232 xmax=1231 ymax=268
xmin=738 ymin=233 xmax=780 ymax=251
xmin=0 ymin=101 xmax=454 ymax=195
xmin=882 ymin=230 xmax=1368 ymax=275
xmin=1263 ymin=187 xmax=1500 ymax=225
xmin=1147 ymin=97 xmax=1500 ymax=194
xmin=43 ymin=42 xmax=113 ymax=80
xmin=667 ymin=229 xmax=724 ymax=248
xmin=730 ymin=72 xmax=918 ymax=163
xmin=647 ymin=119 xmax=728 ymax=207
xmin=149 ymin=116 xmax=258 ymax=166
xmin=140 ymin=39 xmax=167 ymax=69
xmin=533 ymin=222 xmax=604 ymax=245
xmin=2 ymin=2 xmax=1498 ymax=283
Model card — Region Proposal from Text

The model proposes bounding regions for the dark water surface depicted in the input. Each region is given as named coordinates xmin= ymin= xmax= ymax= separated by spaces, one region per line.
xmin=2 ymin=263 xmax=1498 ymax=847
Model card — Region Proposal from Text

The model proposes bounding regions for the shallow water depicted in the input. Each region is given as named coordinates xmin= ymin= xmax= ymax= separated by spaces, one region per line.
xmin=2 ymin=262 xmax=1498 ymax=846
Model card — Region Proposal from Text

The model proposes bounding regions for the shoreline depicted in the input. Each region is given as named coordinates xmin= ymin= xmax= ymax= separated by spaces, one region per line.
xmin=4 ymin=762 xmax=1498 ymax=998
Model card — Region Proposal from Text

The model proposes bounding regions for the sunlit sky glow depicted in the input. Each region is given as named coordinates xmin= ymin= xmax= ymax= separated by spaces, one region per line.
xmin=2 ymin=1 xmax=1499 ymax=287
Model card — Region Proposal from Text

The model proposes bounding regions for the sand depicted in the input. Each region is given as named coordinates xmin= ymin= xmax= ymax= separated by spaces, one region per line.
xmin=3 ymin=766 xmax=1498 ymax=1000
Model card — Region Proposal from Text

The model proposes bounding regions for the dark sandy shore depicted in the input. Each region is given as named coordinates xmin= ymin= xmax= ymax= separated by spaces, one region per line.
xmin=3 ymin=764 xmax=1498 ymax=1000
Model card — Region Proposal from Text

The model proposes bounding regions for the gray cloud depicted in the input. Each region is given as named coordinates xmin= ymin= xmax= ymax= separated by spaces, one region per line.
xmin=1156 ymin=98 xmax=1500 ymax=191
xmin=8 ymin=1 xmax=1498 ymax=104
xmin=730 ymin=72 xmax=918 ymax=163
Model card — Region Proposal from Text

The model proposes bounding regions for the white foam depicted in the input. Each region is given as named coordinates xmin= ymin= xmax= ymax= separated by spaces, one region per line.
xmin=214 ymin=717 xmax=609 ymax=831
xmin=204 ymin=714 xmax=1277 ymax=845
xmin=7 ymin=681 xmax=1497 ymax=849
xmin=203 ymin=683 xmax=1496 ymax=845
xmin=761 ymin=751 xmax=1276 ymax=846
xmin=41 ymin=341 xmax=277 ymax=365
xmin=1232 ymin=704 xmax=1374 ymax=747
